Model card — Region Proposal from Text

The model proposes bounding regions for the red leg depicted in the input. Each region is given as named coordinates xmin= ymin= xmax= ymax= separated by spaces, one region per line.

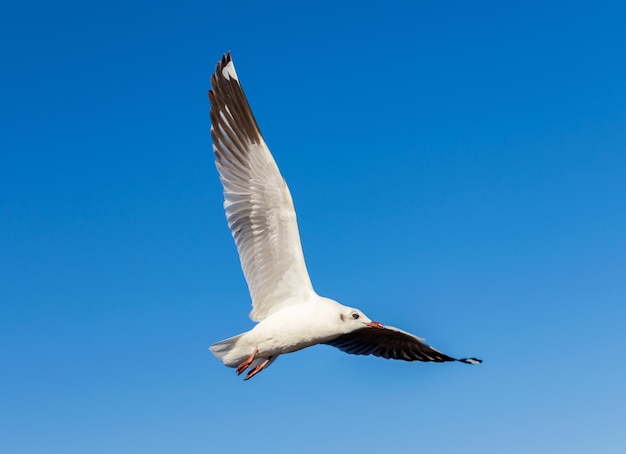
xmin=236 ymin=348 xmax=257 ymax=375
xmin=244 ymin=357 xmax=273 ymax=381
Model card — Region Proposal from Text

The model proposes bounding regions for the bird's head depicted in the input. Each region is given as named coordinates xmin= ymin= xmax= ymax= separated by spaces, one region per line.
xmin=339 ymin=307 xmax=385 ymax=332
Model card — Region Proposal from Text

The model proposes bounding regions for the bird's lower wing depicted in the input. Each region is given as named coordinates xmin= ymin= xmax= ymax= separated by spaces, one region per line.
xmin=324 ymin=325 xmax=482 ymax=364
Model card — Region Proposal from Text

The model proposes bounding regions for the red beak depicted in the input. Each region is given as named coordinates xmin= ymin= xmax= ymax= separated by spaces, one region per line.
xmin=366 ymin=321 xmax=385 ymax=329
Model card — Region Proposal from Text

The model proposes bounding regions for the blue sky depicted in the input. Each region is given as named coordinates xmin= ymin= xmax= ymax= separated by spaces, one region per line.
xmin=2 ymin=0 xmax=625 ymax=452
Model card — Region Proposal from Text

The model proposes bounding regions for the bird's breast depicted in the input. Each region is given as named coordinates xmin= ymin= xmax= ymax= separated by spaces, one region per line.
xmin=247 ymin=304 xmax=341 ymax=356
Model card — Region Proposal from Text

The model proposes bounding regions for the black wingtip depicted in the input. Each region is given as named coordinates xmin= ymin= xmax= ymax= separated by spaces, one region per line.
xmin=457 ymin=357 xmax=482 ymax=365
xmin=215 ymin=52 xmax=230 ymax=72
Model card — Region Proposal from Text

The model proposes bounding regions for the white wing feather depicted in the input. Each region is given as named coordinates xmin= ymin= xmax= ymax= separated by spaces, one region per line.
xmin=209 ymin=53 xmax=316 ymax=321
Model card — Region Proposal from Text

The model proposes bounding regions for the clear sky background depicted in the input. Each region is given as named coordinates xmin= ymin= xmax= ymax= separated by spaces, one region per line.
xmin=2 ymin=1 xmax=625 ymax=453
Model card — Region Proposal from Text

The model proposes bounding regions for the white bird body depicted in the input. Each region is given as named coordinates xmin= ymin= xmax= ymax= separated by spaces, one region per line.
xmin=211 ymin=297 xmax=373 ymax=368
xmin=208 ymin=53 xmax=481 ymax=380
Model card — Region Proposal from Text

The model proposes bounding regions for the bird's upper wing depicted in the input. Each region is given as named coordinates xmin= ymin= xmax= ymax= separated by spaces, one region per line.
xmin=324 ymin=325 xmax=482 ymax=364
xmin=209 ymin=53 xmax=316 ymax=321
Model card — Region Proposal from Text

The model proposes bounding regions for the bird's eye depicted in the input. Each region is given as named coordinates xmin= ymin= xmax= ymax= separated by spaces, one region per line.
xmin=351 ymin=313 xmax=360 ymax=320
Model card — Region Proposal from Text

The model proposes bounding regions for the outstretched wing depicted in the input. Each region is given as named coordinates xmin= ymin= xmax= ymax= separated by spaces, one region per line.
xmin=324 ymin=325 xmax=482 ymax=364
xmin=209 ymin=53 xmax=316 ymax=321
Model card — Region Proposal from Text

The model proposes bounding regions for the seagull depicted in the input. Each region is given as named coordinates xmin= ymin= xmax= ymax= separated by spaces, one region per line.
xmin=208 ymin=52 xmax=481 ymax=380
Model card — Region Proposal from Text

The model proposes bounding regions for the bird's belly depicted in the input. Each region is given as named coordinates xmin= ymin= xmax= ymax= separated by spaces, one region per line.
xmin=248 ymin=309 xmax=338 ymax=357
xmin=253 ymin=327 xmax=322 ymax=356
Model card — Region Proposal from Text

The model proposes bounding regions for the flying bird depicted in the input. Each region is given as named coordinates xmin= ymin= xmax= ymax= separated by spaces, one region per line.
xmin=208 ymin=52 xmax=481 ymax=380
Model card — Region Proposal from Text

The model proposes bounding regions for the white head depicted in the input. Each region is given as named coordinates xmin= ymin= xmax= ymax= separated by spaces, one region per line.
xmin=337 ymin=306 xmax=385 ymax=333
xmin=315 ymin=297 xmax=385 ymax=335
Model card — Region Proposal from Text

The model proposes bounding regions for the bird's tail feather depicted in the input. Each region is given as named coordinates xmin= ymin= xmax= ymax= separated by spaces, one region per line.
xmin=210 ymin=333 xmax=245 ymax=367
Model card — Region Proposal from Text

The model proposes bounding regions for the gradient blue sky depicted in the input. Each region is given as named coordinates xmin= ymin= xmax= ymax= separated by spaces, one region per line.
xmin=2 ymin=1 xmax=626 ymax=453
